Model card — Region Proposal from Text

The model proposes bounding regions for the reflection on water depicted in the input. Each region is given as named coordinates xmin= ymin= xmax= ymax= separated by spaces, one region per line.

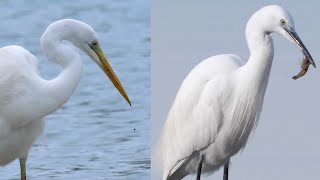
xmin=0 ymin=0 xmax=150 ymax=179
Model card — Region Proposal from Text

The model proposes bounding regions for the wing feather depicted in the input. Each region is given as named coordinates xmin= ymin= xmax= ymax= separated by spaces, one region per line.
xmin=160 ymin=54 xmax=245 ymax=178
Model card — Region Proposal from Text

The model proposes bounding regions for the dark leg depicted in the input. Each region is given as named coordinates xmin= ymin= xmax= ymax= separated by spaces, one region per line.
xmin=19 ymin=158 xmax=27 ymax=180
xmin=223 ymin=162 xmax=229 ymax=180
xmin=196 ymin=155 xmax=204 ymax=180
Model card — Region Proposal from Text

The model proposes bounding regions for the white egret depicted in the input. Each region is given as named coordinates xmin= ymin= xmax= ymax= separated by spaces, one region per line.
xmin=0 ymin=19 xmax=131 ymax=180
xmin=159 ymin=5 xmax=315 ymax=180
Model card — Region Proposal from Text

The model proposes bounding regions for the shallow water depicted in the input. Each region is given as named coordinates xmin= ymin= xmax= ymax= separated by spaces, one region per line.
xmin=0 ymin=0 xmax=150 ymax=179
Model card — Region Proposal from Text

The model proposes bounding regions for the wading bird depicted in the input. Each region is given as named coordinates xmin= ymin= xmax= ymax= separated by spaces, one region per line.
xmin=160 ymin=5 xmax=315 ymax=180
xmin=0 ymin=19 xmax=131 ymax=180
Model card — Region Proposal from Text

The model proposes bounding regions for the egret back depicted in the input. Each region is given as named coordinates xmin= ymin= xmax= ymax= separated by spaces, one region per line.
xmin=0 ymin=46 xmax=40 ymax=132
xmin=160 ymin=54 xmax=245 ymax=178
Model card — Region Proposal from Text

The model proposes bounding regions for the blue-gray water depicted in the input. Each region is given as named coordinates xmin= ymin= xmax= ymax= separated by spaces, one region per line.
xmin=0 ymin=0 xmax=150 ymax=179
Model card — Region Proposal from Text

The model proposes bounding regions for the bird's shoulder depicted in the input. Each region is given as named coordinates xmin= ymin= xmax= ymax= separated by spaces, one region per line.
xmin=0 ymin=46 xmax=39 ymax=108
xmin=192 ymin=54 xmax=245 ymax=74
xmin=178 ymin=53 xmax=244 ymax=98
xmin=0 ymin=45 xmax=39 ymax=71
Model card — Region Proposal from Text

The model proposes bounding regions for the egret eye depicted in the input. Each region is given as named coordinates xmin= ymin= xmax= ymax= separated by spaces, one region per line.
xmin=91 ymin=41 xmax=98 ymax=46
xmin=280 ymin=19 xmax=286 ymax=26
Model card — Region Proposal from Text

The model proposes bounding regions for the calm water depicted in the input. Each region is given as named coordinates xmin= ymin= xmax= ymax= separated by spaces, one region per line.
xmin=0 ymin=0 xmax=150 ymax=179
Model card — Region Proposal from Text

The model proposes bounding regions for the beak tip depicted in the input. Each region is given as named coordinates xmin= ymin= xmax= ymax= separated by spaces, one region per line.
xmin=125 ymin=97 xmax=132 ymax=106
xmin=310 ymin=59 xmax=316 ymax=68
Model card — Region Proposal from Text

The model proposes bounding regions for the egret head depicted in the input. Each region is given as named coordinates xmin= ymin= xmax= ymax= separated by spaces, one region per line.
xmin=253 ymin=5 xmax=315 ymax=67
xmin=44 ymin=19 xmax=131 ymax=106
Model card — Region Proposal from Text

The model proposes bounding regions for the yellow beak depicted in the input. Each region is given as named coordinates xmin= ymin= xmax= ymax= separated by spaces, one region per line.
xmin=92 ymin=44 xmax=131 ymax=106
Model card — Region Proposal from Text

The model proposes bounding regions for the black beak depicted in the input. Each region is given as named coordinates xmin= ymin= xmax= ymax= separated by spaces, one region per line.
xmin=284 ymin=28 xmax=316 ymax=68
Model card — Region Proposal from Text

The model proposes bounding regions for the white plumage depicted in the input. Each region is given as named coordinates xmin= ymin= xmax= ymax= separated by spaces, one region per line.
xmin=0 ymin=46 xmax=43 ymax=165
xmin=159 ymin=5 xmax=315 ymax=180
xmin=0 ymin=19 xmax=130 ymax=180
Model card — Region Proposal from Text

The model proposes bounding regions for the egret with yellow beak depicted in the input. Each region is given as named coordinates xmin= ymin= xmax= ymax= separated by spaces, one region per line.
xmin=0 ymin=19 xmax=130 ymax=180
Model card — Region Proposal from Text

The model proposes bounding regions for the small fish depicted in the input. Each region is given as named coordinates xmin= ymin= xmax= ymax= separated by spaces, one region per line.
xmin=292 ymin=54 xmax=311 ymax=80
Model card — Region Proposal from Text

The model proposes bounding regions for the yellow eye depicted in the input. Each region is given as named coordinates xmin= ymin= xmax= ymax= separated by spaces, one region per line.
xmin=280 ymin=19 xmax=286 ymax=26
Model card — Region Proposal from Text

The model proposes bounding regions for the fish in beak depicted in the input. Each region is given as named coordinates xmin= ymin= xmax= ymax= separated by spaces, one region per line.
xmin=283 ymin=26 xmax=316 ymax=68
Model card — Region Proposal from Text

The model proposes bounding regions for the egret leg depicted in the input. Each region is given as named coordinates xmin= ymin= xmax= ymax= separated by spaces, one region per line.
xmin=196 ymin=155 xmax=204 ymax=180
xmin=19 ymin=158 xmax=27 ymax=180
xmin=223 ymin=162 xmax=229 ymax=180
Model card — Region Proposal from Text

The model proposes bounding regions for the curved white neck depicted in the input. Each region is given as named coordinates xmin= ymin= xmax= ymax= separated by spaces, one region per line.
xmin=39 ymin=31 xmax=83 ymax=115
xmin=238 ymin=17 xmax=274 ymax=92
